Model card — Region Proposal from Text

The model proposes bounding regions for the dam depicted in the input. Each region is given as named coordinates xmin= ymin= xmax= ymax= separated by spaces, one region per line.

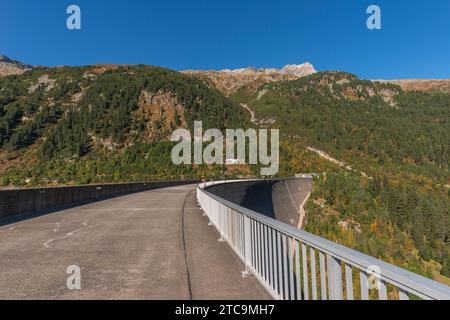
xmin=0 ymin=179 xmax=449 ymax=300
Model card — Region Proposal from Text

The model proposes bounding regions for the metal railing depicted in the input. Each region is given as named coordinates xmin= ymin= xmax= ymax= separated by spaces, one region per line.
xmin=197 ymin=180 xmax=450 ymax=300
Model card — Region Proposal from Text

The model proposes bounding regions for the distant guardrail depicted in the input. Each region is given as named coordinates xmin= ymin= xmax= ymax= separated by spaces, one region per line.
xmin=197 ymin=180 xmax=450 ymax=300
xmin=0 ymin=180 xmax=197 ymax=219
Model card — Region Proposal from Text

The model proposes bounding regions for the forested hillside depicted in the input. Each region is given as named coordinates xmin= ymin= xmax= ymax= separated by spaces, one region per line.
xmin=0 ymin=65 xmax=249 ymax=184
xmin=231 ymin=71 xmax=450 ymax=283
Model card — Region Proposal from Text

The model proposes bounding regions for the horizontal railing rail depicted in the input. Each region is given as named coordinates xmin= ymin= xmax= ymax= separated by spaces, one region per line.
xmin=197 ymin=180 xmax=450 ymax=300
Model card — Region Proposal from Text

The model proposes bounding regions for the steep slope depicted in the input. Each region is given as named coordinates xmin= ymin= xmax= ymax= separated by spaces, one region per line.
xmin=183 ymin=62 xmax=316 ymax=95
xmin=0 ymin=65 xmax=248 ymax=184
xmin=230 ymin=71 xmax=450 ymax=282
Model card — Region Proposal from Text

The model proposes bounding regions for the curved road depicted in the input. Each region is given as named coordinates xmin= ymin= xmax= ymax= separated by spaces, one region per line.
xmin=0 ymin=184 xmax=270 ymax=299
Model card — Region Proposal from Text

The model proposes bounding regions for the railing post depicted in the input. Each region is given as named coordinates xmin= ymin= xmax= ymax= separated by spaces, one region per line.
xmin=319 ymin=252 xmax=327 ymax=300
xmin=218 ymin=203 xmax=225 ymax=242
xmin=327 ymin=254 xmax=343 ymax=300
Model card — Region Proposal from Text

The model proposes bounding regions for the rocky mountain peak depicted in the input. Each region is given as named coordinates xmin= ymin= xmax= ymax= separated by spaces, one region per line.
xmin=183 ymin=62 xmax=317 ymax=95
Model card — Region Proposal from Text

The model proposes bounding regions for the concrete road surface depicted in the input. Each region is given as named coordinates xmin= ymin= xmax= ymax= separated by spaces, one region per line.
xmin=0 ymin=184 xmax=271 ymax=300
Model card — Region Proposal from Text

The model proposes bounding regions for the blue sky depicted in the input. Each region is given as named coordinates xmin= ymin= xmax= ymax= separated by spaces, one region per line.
xmin=1 ymin=0 xmax=449 ymax=79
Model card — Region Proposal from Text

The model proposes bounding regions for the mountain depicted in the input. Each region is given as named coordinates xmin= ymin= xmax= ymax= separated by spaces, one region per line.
xmin=229 ymin=70 xmax=450 ymax=283
xmin=0 ymin=56 xmax=32 ymax=77
xmin=185 ymin=61 xmax=450 ymax=96
xmin=183 ymin=62 xmax=316 ymax=95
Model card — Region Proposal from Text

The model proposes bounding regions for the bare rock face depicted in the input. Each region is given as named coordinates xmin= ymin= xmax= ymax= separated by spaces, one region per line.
xmin=281 ymin=62 xmax=316 ymax=76
xmin=183 ymin=62 xmax=317 ymax=95
xmin=0 ymin=55 xmax=32 ymax=77
xmin=374 ymin=79 xmax=450 ymax=93
xmin=133 ymin=90 xmax=187 ymax=140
